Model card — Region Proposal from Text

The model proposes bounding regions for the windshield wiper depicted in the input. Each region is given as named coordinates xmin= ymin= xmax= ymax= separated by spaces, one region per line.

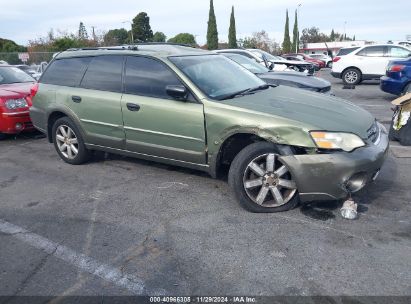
xmin=218 ymin=84 xmax=271 ymax=100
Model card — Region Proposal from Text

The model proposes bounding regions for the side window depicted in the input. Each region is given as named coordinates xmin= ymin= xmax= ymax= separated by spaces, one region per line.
xmin=80 ymin=56 xmax=123 ymax=92
xmin=41 ymin=57 xmax=91 ymax=87
xmin=124 ymin=56 xmax=183 ymax=99
xmin=357 ymin=46 xmax=384 ymax=57
xmin=387 ymin=47 xmax=411 ymax=58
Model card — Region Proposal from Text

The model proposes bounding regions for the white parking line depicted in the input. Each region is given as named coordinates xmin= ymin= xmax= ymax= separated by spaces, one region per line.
xmin=0 ymin=219 xmax=160 ymax=295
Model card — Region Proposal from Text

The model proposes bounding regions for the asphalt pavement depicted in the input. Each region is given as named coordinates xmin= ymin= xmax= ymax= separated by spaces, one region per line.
xmin=0 ymin=70 xmax=410 ymax=297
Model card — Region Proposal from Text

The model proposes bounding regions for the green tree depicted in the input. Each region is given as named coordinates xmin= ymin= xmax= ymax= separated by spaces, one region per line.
xmin=132 ymin=12 xmax=154 ymax=42
xmin=330 ymin=29 xmax=335 ymax=41
xmin=168 ymin=33 xmax=196 ymax=45
xmin=300 ymin=27 xmax=327 ymax=43
xmin=228 ymin=6 xmax=237 ymax=48
xmin=78 ymin=22 xmax=88 ymax=40
xmin=104 ymin=28 xmax=129 ymax=45
xmin=282 ymin=10 xmax=291 ymax=53
xmin=207 ymin=0 xmax=218 ymax=50
xmin=152 ymin=32 xmax=167 ymax=42
xmin=52 ymin=37 xmax=83 ymax=51
xmin=353 ymin=35 xmax=356 ymax=41
xmin=292 ymin=9 xmax=299 ymax=52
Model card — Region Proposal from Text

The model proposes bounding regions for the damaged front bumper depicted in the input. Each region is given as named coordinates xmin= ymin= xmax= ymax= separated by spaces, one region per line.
xmin=279 ymin=130 xmax=389 ymax=202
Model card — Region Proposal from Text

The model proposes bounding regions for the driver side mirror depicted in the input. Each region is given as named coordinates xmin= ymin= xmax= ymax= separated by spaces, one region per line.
xmin=268 ymin=62 xmax=275 ymax=70
xmin=166 ymin=85 xmax=188 ymax=101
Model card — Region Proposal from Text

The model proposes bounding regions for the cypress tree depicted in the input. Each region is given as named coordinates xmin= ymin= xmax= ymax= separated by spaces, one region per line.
xmin=292 ymin=9 xmax=298 ymax=52
xmin=353 ymin=35 xmax=356 ymax=41
xmin=330 ymin=29 xmax=335 ymax=41
xmin=78 ymin=22 xmax=88 ymax=40
xmin=282 ymin=10 xmax=291 ymax=53
xmin=207 ymin=0 xmax=218 ymax=50
xmin=228 ymin=6 xmax=237 ymax=48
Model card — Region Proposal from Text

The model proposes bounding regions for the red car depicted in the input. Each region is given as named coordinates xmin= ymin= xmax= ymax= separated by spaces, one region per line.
xmin=282 ymin=53 xmax=326 ymax=69
xmin=0 ymin=65 xmax=37 ymax=139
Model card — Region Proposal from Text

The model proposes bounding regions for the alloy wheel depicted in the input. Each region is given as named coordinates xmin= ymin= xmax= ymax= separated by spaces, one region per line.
xmin=55 ymin=125 xmax=79 ymax=159
xmin=243 ymin=153 xmax=297 ymax=207
xmin=344 ymin=71 xmax=358 ymax=84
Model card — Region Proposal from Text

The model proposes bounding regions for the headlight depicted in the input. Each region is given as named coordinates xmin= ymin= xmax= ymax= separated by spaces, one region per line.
xmin=310 ymin=131 xmax=365 ymax=152
xmin=5 ymin=98 xmax=28 ymax=110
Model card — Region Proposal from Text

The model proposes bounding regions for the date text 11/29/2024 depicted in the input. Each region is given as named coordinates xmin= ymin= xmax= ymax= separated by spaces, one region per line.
xmin=150 ymin=296 xmax=257 ymax=303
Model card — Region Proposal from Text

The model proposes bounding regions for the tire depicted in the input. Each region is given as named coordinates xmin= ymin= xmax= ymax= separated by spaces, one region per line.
xmin=327 ymin=62 xmax=332 ymax=68
xmin=402 ymin=83 xmax=411 ymax=96
xmin=342 ymin=68 xmax=362 ymax=85
xmin=399 ymin=116 xmax=411 ymax=146
xmin=52 ymin=117 xmax=90 ymax=165
xmin=388 ymin=119 xmax=398 ymax=141
xmin=0 ymin=133 xmax=6 ymax=140
xmin=228 ymin=142 xmax=299 ymax=213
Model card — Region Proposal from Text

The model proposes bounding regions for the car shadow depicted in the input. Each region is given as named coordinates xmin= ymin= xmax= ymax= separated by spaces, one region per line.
xmin=89 ymin=151 xmax=210 ymax=178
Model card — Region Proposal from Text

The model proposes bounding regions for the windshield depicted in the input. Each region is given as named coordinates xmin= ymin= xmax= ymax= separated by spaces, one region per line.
xmin=250 ymin=49 xmax=284 ymax=61
xmin=224 ymin=54 xmax=269 ymax=74
xmin=169 ymin=55 xmax=266 ymax=100
xmin=0 ymin=66 xmax=34 ymax=84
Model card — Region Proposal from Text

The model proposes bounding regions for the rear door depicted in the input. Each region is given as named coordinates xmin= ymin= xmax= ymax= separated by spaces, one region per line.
xmin=121 ymin=55 xmax=206 ymax=164
xmin=69 ymin=55 xmax=126 ymax=149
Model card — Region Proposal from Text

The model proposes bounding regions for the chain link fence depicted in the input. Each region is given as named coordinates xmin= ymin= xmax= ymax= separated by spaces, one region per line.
xmin=0 ymin=52 xmax=55 ymax=65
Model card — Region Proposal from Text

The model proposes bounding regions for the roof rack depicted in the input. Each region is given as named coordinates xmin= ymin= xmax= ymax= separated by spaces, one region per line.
xmin=65 ymin=42 xmax=196 ymax=52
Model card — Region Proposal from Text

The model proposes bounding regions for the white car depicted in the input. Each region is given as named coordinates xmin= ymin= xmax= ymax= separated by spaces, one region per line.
xmin=332 ymin=44 xmax=411 ymax=85
xmin=310 ymin=54 xmax=333 ymax=68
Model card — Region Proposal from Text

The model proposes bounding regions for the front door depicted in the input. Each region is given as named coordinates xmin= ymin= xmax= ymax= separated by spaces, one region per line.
xmin=121 ymin=55 xmax=206 ymax=164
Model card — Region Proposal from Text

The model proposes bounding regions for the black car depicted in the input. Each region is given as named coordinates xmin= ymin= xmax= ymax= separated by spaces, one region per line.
xmin=222 ymin=53 xmax=332 ymax=93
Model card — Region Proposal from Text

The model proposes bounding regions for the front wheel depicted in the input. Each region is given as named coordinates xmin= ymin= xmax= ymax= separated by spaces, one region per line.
xmin=52 ymin=117 xmax=91 ymax=165
xmin=342 ymin=68 xmax=362 ymax=85
xmin=402 ymin=83 xmax=411 ymax=96
xmin=228 ymin=142 xmax=299 ymax=213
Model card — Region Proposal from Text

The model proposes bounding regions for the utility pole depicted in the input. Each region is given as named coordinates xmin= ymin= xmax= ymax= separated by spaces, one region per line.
xmin=296 ymin=3 xmax=302 ymax=53
xmin=343 ymin=21 xmax=347 ymax=41
xmin=91 ymin=26 xmax=96 ymax=42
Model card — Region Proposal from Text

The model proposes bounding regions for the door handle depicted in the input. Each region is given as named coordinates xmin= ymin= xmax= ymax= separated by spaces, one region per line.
xmin=72 ymin=96 xmax=82 ymax=103
xmin=126 ymin=103 xmax=140 ymax=111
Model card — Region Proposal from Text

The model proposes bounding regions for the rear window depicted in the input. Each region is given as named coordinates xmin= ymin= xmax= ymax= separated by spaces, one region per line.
xmin=336 ymin=47 xmax=360 ymax=56
xmin=0 ymin=66 xmax=34 ymax=84
xmin=80 ymin=56 xmax=124 ymax=92
xmin=41 ymin=57 xmax=91 ymax=87
xmin=357 ymin=46 xmax=385 ymax=57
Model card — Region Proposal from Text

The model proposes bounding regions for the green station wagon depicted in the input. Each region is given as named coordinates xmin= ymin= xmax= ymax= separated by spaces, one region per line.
xmin=29 ymin=44 xmax=389 ymax=213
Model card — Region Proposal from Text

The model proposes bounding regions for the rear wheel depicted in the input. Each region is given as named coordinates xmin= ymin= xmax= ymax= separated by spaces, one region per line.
xmin=52 ymin=117 xmax=91 ymax=165
xmin=0 ymin=133 xmax=6 ymax=140
xmin=228 ymin=142 xmax=299 ymax=213
xmin=326 ymin=61 xmax=332 ymax=68
xmin=342 ymin=68 xmax=362 ymax=85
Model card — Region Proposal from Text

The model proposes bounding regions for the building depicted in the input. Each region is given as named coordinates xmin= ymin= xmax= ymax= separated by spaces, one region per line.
xmin=300 ymin=40 xmax=373 ymax=56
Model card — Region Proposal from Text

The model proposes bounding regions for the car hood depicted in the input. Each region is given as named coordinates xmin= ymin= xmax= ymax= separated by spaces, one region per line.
xmin=220 ymin=86 xmax=374 ymax=139
xmin=258 ymin=72 xmax=331 ymax=89
xmin=271 ymin=59 xmax=309 ymax=65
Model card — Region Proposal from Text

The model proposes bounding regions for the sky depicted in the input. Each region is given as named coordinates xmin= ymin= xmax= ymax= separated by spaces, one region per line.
xmin=1 ymin=0 xmax=411 ymax=46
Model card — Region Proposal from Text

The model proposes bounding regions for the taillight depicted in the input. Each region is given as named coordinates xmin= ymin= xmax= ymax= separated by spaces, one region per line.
xmin=389 ymin=65 xmax=406 ymax=72
xmin=30 ymin=83 xmax=39 ymax=98
xmin=26 ymin=83 xmax=39 ymax=104
xmin=333 ymin=56 xmax=341 ymax=63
